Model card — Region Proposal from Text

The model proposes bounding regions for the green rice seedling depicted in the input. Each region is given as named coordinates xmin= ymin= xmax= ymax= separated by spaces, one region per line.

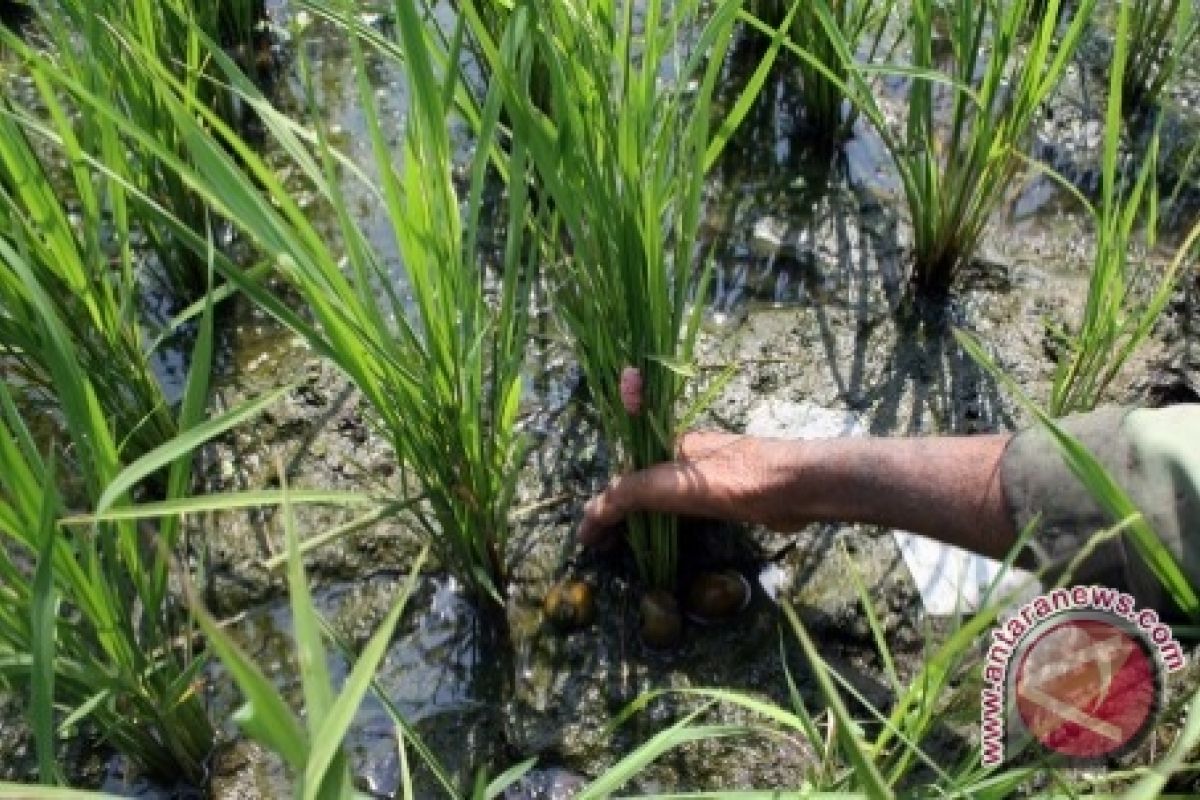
xmin=789 ymin=0 xmax=896 ymax=143
xmin=790 ymin=0 xmax=1097 ymax=294
xmin=515 ymin=0 xmax=724 ymax=591
xmin=1049 ymin=0 xmax=1199 ymax=417
xmin=24 ymin=0 xmax=262 ymax=298
xmin=0 ymin=251 xmax=228 ymax=782
xmin=748 ymin=0 xmax=897 ymax=144
xmin=470 ymin=0 xmax=792 ymax=590
xmin=42 ymin=0 xmax=542 ymax=605
xmin=189 ymin=487 xmax=536 ymax=799
xmin=0 ymin=97 xmax=298 ymax=775
xmin=1122 ymin=0 xmax=1198 ymax=118
xmin=0 ymin=89 xmax=177 ymax=463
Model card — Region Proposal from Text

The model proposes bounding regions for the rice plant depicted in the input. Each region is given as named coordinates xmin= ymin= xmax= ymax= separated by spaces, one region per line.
xmin=1050 ymin=0 xmax=1200 ymax=417
xmin=802 ymin=0 xmax=1098 ymax=294
xmin=469 ymin=0 xmax=790 ymax=590
xmin=0 ymin=16 xmax=298 ymax=782
xmin=39 ymin=0 xmax=543 ymax=605
xmin=0 ymin=88 xmax=176 ymax=463
xmin=1122 ymin=0 xmax=1199 ymax=118
xmin=23 ymin=0 xmax=263 ymax=298
xmin=749 ymin=0 xmax=897 ymax=143
xmin=0 ymin=231 xmax=303 ymax=783
xmin=1 ymin=56 xmax=301 ymax=774
xmin=793 ymin=0 xmax=897 ymax=143
xmin=187 ymin=489 xmax=536 ymax=800
xmin=0 ymin=255 xmax=219 ymax=783
xmin=300 ymin=0 xmax=795 ymax=600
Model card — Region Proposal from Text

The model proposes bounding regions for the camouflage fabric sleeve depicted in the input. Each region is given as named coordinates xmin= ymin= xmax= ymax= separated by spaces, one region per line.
xmin=1001 ymin=404 xmax=1200 ymax=615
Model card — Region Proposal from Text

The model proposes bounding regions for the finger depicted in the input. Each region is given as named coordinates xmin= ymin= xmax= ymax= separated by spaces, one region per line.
xmin=675 ymin=430 xmax=742 ymax=461
xmin=579 ymin=473 xmax=639 ymax=546
xmin=579 ymin=460 xmax=709 ymax=547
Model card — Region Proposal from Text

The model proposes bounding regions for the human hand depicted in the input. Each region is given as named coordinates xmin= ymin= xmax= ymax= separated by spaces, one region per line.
xmin=578 ymin=431 xmax=814 ymax=548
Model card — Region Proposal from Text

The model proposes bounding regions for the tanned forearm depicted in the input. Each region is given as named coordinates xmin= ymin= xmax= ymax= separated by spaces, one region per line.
xmin=773 ymin=435 xmax=1016 ymax=558
xmin=580 ymin=431 xmax=1018 ymax=559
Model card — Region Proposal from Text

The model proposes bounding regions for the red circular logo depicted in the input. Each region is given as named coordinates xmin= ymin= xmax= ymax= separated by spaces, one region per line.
xmin=1014 ymin=618 xmax=1159 ymax=760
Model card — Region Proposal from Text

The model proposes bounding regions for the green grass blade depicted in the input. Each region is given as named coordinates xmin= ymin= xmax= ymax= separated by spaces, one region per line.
xmin=261 ymin=500 xmax=419 ymax=571
xmin=278 ymin=468 xmax=337 ymax=765
xmin=320 ymin=618 xmax=463 ymax=800
xmin=64 ymin=491 xmax=383 ymax=525
xmin=30 ymin=464 xmax=61 ymax=786
xmin=303 ymin=547 xmax=428 ymax=798
xmin=578 ymin=714 xmax=752 ymax=798
xmin=185 ymin=586 xmax=308 ymax=769
xmin=840 ymin=542 xmax=900 ymax=698
xmin=781 ymin=603 xmax=892 ymax=797
xmin=95 ymin=385 xmax=291 ymax=514
xmin=481 ymin=757 xmax=537 ymax=800
xmin=704 ymin=0 xmax=785 ymax=171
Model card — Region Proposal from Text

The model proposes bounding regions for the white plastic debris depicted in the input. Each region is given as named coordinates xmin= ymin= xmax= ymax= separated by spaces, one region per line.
xmin=745 ymin=400 xmax=1038 ymax=615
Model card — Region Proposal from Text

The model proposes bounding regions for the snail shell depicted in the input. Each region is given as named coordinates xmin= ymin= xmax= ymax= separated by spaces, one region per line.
xmin=543 ymin=579 xmax=596 ymax=631
xmin=685 ymin=570 xmax=751 ymax=624
xmin=619 ymin=366 xmax=644 ymax=416
xmin=639 ymin=589 xmax=683 ymax=649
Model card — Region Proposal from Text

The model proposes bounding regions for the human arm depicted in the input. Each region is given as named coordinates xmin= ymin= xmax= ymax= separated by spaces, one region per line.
xmin=580 ymin=430 xmax=1018 ymax=558
xmin=580 ymin=405 xmax=1200 ymax=612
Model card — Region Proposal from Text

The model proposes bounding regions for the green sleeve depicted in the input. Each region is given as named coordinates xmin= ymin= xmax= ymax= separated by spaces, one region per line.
xmin=1000 ymin=404 xmax=1200 ymax=613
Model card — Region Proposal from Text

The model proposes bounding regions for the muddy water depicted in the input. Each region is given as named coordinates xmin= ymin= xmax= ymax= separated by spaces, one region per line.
xmin=4 ymin=1 xmax=1196 ymax=795
xmin=197 ymin=4 xmax=1200 ymax=798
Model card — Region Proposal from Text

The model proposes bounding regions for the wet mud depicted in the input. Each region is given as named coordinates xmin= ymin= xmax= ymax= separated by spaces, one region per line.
xmin=1 ymin=1 xmax=1198 ymax=796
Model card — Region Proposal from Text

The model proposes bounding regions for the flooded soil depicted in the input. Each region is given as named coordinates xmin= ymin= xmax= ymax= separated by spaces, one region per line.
xmin=1 ymin=1 xmax=1198 ymax=796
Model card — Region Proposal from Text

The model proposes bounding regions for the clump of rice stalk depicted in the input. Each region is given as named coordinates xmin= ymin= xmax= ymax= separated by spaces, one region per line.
xmin=0 ymin=90 xmax=176 ymax=462
xmin=184 ymin=491 xmax=535 ymax=800
xmin=54 ymin=1 xmax=540 ymax=605
xmin=44 ymin=0 xmax=264 ymax=66
xmin=0 ymin=252 xmax=230 ymax=783
xmin=813 ymin=0 xmax=1097 ymax=294
xmin=1122 ymin=0 xmax=1198 ymax=118
xmin=749 ymin=0 xmax=897 ymax=144
xmin=25 ymin=0 xmax=263 ymax=298
xmin=481 ymin=0 xmax=774 ymax=591
xmin=790 ymin=0 xmax=896 ymax=143
xmin=1050 ymin=0 xmax=1198 ymax=418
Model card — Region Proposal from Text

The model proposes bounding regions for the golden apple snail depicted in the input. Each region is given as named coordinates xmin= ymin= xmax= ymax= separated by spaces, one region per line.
xmin=619 ymin=366 xmax=643 ymax=416
xmin=543 ymin=578 xmax=596 ymax=631
xmin=639 ymin=589 xmax=683 ymax=650
xmin=684 ymin=570 xmax=751 ymax=624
